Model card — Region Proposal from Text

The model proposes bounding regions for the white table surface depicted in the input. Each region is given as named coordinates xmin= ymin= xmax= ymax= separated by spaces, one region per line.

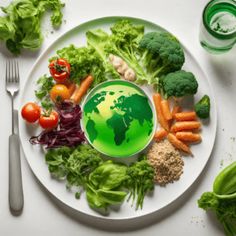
xmin=0 ymin=0 xmax=236 ymax=235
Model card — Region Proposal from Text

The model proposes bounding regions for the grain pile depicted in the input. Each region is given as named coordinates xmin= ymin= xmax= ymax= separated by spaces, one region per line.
xmin=147 ymin=139 xmax=184 ymax=186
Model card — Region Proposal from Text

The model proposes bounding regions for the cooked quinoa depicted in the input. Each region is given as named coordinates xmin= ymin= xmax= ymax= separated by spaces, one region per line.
xmin=147 ymin=139 xmax=184 ymax=186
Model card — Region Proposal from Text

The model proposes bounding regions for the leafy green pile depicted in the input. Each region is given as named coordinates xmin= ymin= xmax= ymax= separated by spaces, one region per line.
xmin=86 ymin=20 xmax=186 ymax=87
xmin=198 ymin=161 xmax=236 ymax=236
xmin=35 ymin=45 xmax=108 ymax=110
xmin=125 ymin=156 xmax=155 ymax=209
xmin=47 ymin=20 xmax=199 ymax=99
xmin=45 ymin=144 xmax=102 ymax=197
xmin=45 ymin=145 xmax=154 ymax=211
xmin=0 ymin=0 xmax=64 ymax=55
xmin=86 ymin=161 xmax=128 ymax=209
xmin=51 ymin=44 xmax=107 ymax=87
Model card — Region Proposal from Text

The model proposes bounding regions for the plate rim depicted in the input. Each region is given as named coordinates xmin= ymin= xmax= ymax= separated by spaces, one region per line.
xmin=19 ymin=16 xmax=217 ymax=221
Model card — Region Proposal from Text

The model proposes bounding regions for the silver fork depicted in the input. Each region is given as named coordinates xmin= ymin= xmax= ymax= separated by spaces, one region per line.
xmin=6 ymin=60 xmax=24 ymax=215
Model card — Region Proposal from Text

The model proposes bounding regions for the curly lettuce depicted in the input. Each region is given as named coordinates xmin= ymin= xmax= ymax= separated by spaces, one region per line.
xmin=53 ymin=44 xmax=107 ymax=87
xmin=0 ymin=0 xmax=64 ymax=55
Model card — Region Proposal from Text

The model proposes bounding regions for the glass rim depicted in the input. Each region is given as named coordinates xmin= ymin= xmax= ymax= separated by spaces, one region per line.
xmin=203 ymin=0 xmax=236 ymax=39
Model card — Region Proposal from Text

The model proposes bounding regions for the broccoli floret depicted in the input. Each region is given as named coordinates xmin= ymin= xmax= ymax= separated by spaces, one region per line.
xmin=162 ymin=70 xmax=198 ymax=98
xmin=139 ymin=32 xmax=185 ymax=82
xmin=194 ymin=95 xmax=210 ymax=119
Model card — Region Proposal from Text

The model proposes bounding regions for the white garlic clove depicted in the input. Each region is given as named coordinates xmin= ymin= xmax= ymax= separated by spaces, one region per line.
xmin=117 ymin=63 xmax=128 ymax=74
xmin=124 ymin=68 xmax=136 ymax=81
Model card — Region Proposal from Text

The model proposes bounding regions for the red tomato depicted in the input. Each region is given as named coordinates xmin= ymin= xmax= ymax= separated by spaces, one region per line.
xmin=21 ymin=102 xmax=41 ymax=123
xmin=39 ymin=110 xmax=59 ymax=130
xmin=49 ymin=58 xmax=70 ymax=83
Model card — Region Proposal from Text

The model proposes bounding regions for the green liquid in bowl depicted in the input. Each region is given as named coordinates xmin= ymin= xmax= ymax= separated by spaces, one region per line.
xmin=81 ymin=81 xmax=155 ymax=158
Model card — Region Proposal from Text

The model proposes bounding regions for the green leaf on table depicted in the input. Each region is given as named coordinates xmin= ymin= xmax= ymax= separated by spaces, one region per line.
xmin=0 ymin=0 xmax=65 ymax=54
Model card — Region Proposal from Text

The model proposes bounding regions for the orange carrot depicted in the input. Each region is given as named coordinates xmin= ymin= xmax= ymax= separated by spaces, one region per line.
xmin=161 ymin=99 xmax=172 ymax=120
xmin=67 ymin=83 xmax=76 ymax=97
xmin=176 ymin=131 xmax=202 ymax=142
xmin=172 ymin=105 xmax=181 ymax=117
xmin=171 ymin=121 xmax=201 ymax=133
xmin=167 ymin=133 xmax=192 ymax=155
xmin=174 ymin=111 xmax=197 ymax=121
xmin=153 ymin=93 xmax=169 ymax=131
xmin=154 ymin=128 xmax=168 ymax=141
xmin=71 ymin=75 xmax=93 ymax=104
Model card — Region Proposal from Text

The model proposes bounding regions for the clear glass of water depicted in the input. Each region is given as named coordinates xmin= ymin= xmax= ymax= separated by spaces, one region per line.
xmin=199 ymin=0 xmax=236 ymax=53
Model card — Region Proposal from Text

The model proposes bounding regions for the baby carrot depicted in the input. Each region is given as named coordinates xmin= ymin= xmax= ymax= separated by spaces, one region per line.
xmin=176 ymin=131 xmax=202 ymax=142
xmin=172 ymin=105 xmax=181 ymax=117
xmin=167 ymin=133 xmax=192 ymax=155
xmin=71 ymin=75 xmax=93 ymax=104
xmin=161 ymin=99 xmax=172 ymax=120
xmin=154 ymin=128 xmax=168 ymax=141
xmin=169 ymin=104 xmax=181 ymax=127
xmin=174 ymin=111 xmax=197 ymax=121
xmin=171 ymin=121 xmax=201 ymax=133
xmin=153 ymin=93 xmax=169 ymax=131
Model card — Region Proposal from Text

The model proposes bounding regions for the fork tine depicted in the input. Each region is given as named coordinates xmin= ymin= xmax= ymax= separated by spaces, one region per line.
xmin=7 ymin=60 xmax=11 ymax=83
xmin=12 ymin=60 xmax=15 ymax=83
xmin=9 ymin=60 xmax=12 ymax=83
xmin=13 ymin=60 xmax=17 ymax=83
xmin=11 ymin=60 xmax=14 ymax=83
xmin=16 ymin=61 xmax=19 ymax=83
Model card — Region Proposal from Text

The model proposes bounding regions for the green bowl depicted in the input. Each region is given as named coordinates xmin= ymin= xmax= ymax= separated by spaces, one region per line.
xmin=81 ymin=80 xmax=156 ymax=158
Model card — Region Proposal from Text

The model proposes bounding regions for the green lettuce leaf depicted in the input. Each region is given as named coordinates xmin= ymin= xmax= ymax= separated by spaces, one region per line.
xmin=0 ymin=17 xmax=15 ymax=41
xmin=0 ymin=0 xmax=64 ymax=55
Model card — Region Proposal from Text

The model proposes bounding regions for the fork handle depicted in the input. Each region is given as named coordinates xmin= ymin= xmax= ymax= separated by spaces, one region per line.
xmin=9 ymin=134 xmax=24 ymax=214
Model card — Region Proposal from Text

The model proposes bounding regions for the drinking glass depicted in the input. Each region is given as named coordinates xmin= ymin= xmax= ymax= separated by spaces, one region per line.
xmin=199 ymin=0 xmax=236 ymax=53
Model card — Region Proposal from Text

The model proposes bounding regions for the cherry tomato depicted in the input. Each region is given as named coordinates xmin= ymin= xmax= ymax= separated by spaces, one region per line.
xmin=39 ymin=110 xmax=59 ymax=129
xmin=49 ymin=58 xmax=70 ymax=83
xmin=50 ymin=84 xmax=70 ymax=103
xmin=21 ymin=102 xmax=41 ymax=123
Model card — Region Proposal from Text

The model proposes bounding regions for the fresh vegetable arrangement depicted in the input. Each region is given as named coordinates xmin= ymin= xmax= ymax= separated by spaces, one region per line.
xmin=198 ymin=162 xmax=236 ymax=236
xmin=45 ymin=145 xmax=154 ymax=210
xmin=21 ymin=19 xmax=212 ymax=214
xmin=0 ymin=0 xmax=65 ymax=55
xmin=86 ymin=20 xmax=186 ymax=87
xmin=30 ymin=102 xmax=85 ymax=148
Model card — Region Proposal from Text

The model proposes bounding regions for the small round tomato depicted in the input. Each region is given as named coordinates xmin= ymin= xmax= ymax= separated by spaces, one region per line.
xmin=49 ymin=58 xmax=70 ymax=83
xmin=39 ymin=110 xmax=59 ymax=129
xmin=50 ymin=84 xmax=70 ymax=103
xmin=21 ymin=102 xmax=41 ymax=123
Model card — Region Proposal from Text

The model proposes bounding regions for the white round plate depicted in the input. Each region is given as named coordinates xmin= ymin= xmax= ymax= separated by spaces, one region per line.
xmin=19 ymin=16 xmax=217 ymax=220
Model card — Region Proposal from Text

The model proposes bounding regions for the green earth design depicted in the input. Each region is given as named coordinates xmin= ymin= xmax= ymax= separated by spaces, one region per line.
xmin=82 ymin=81 xmax=154 ymax=157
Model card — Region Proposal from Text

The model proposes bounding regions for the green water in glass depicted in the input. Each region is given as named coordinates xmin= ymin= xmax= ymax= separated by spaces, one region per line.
xmin=200 ymin=0 xmax=236 ymax=53
xmin=205 ymin=2 xmax=236 ymax=38
xmin=82 ymin=81 xmax=155 ymax=158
